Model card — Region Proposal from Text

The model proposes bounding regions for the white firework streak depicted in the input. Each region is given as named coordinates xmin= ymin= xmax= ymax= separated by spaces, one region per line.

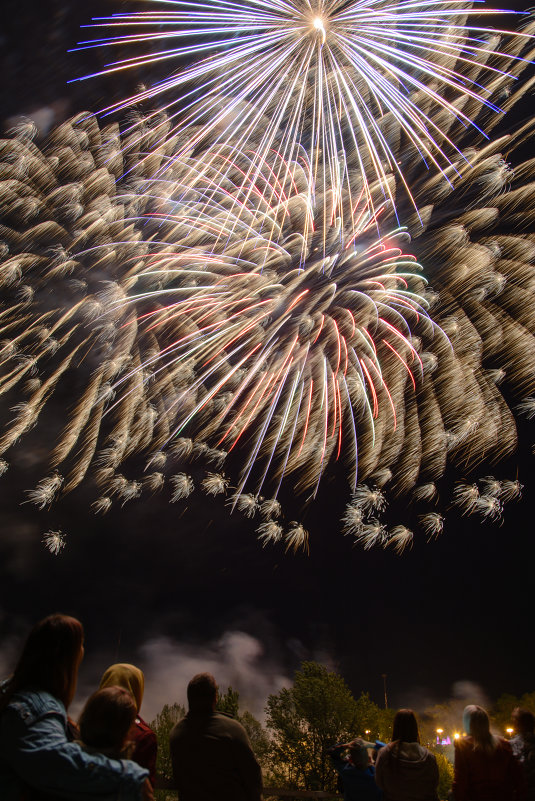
xmin=72 ymin=0 xmax=530 ymax=226
xmin=42 ymin=530 xmax=67 ymax=555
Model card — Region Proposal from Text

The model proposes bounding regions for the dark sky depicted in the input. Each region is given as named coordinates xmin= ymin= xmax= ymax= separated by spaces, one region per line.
xmin=0 ymin=0 xmax=534 ymax=724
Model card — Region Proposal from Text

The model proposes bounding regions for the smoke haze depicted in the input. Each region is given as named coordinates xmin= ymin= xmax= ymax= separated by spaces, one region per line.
xmin=71 ymin=630 xmax=290 ymax=723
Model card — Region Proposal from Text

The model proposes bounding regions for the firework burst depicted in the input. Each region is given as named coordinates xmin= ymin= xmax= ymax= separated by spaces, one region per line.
xmin=0 ymin=114 xmax=439 ymax=544
xmin=73 ymin=0 xmax=530 ymax=227
xmin=0 ymin=7 xmax=533 ymax=549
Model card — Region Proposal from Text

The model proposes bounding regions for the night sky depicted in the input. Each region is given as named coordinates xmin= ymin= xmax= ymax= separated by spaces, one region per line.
xmin=0 ymin=0 xmax=534 ymax=724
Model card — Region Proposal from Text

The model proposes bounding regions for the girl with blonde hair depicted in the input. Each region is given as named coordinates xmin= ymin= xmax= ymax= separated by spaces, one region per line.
xmin=453 ymin=704 xmax=525 ymax=801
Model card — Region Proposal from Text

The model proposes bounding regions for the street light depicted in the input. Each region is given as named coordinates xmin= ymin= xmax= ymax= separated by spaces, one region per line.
xmin=506 ymin=728 xmax=514 ymax=738
xmin=436 ymin=728 xmax=443 ymax=745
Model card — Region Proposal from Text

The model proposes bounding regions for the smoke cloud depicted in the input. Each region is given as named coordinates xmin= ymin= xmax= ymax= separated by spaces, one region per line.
xmin=74 ymin=630 xmax=290 ymax=723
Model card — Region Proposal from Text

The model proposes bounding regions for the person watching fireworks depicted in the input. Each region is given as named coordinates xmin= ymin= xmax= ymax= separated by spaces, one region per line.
xmin=453 ymin=704 xmax=525 ymax=801
xmin=0 ymin=613 xmax=153 ymax=801
xmin=327 ymin=738 xmax=382 ymax=801
xmin=78 ymin=685 xmax=137 ymax=759
xmin=511 ymin=708 xmax=535 ymax=801
xmin=169 ymin=672 xmax=263 ymax=801
xmin=375 ymin=709 xmax=439 ymax=801
xmin=99 ymin=663 xmax=158 ymax=786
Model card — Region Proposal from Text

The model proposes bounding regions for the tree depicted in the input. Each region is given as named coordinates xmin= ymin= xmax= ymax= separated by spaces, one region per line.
xmin=376 ymin=706 xmax=396 ymax=743
xmin=492 ymin=691 xmax=535 ymax=734
xmin=217 ymin=686 xmax=240 ymax=717
xmin=240 ymin=709 xmax=272 ymax=771
xmin=492 ymin=693 xmax=521 ymax=733
xmin=266 ymin=661 xmax=362 ymax=792
xmin=435 ymin=752 xmax=454 ymax=799
xmin=149 ymin=701 xmax=186 ymax=793
xmin=353 ymin=691 xmax=395 ymax=742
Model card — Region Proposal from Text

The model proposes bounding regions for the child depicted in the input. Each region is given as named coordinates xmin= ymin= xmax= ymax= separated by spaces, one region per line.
xmin=99 ymin=663 xmax=158 ymax=785
xmin=78 ymin=686 xmax=137 ymax=759
xmin=328 ymin=738 xmax=382 ymax=801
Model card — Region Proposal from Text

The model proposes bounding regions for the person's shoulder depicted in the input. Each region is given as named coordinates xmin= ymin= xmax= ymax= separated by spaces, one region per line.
xmin=213 ymin=711 xmax=243 ymax=728
xmin=212 ymin=712 xmax=250 ymax=738
xmin=454 ymin=736 xmax=473 ymax=753
xmin=6 ymin=688 xmax=65 ymax=722
xmin=374 ymin=743 xmax=391 ymax=762
xmin=169 ymin=715 xmax=188 ymax=740
xmin=135 ymin=716 xmax=157 ymax=740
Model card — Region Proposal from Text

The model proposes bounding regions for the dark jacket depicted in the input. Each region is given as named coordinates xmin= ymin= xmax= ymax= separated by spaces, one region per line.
xmin=511 ymin=733 xmax=535 ymax=801
xmin=170 ymin=710 xmax=262 ymax=801
xmin=0 ymin=687 xmax=148 ymax=801
xmin=453 ymin=735 xmax=526 ymax=801
xmin=330 ymin=756 xmax=382 ymax=801
xmin=375 ymin=742 xmax=438 ymax=801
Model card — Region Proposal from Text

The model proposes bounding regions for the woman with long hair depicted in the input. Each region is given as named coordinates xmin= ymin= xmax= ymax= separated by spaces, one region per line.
xmin=453 ymin=704 xmax=525 ymax=801
xmin=0 ymin=614 xmax=153 ymax=801
xmin=375 ymin=709 xmax=439 ymax=801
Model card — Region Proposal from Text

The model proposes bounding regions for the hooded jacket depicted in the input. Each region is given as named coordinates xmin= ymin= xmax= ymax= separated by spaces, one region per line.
xmin=375 ymin=742 xmax=439 ymax=801
xmin=0 ymin=687 xmax=148 ymax=801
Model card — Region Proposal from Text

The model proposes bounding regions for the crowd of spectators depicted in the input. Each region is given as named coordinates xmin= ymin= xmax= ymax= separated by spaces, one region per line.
xmin=330 ymin=706 xmax=533 ymax=801
xmin=0 ymin=614 xmax=533 ymax=801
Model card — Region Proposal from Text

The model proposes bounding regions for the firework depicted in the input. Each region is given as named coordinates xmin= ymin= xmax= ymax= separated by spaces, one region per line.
xmin=257 ymin=520 xmax=284 ymax=546
xmin=453 ymin=482 xmax=480 ymax=515
xmin=73 ymin=0 xmax=529 ymax=227
xmin=354 ymin=519 xmax=387 ymax=549
xmin=419 ymin=512 xmax=444 ymax=539
xmin=386 ymin=525 xmax=414 ymax=554
xmin=42 ymin=530 xmax=67 ymax=555
xmin=0 ymin=8 xmax=533 ymax=550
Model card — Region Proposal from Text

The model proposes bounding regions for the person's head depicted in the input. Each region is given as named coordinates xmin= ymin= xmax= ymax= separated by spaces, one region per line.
xmin=512 ymin=707 xmax=535 ymax=735
xmin=99 ymin=663 xmax=145 ymax=713
xmin=463 ymin=705 xmax=496 ymax=752
xmin=79 ymin=686 xmax=136 ymax=751
xmin=348 ymin=738 xmax=369 ymax=770
xmin=187 ymin=673 xmax=218 ymax=713
xmin=392 ymin=709 xmax=419 ymax=743
xmin=3 ymin=614 xmax=84 ymax=708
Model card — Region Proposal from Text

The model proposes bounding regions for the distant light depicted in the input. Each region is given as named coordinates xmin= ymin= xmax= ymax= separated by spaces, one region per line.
xmin=506 ymin=728 xmax=514 ymax=736
xmin=437 ymin=728 xmax=443 ymax=734
xmin=454 ymin=732 xmax=460 ymax=740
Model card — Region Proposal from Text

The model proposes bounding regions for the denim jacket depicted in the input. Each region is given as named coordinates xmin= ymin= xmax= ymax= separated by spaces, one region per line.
xmin=0 ymin=687 xmax=148 ymax=801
